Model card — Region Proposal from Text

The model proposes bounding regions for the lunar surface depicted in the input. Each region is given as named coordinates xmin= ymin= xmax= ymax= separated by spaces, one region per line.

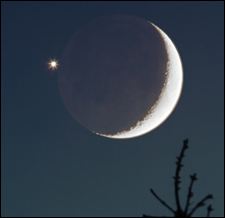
xmin=58 ymin=15 xmax=183 ymax=139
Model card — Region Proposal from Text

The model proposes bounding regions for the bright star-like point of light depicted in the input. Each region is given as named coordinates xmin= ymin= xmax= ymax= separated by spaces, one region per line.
xmin=48 ymin=59 xmax=59 ymax=70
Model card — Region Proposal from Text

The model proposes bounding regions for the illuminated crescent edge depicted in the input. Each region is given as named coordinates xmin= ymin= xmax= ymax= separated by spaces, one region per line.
xmin=94 ymin=22 xmax=183 ymax=139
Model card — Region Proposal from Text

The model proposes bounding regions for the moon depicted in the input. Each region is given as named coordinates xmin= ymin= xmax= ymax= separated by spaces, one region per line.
xmin=58 ymin=15 xmax=183 ymax=139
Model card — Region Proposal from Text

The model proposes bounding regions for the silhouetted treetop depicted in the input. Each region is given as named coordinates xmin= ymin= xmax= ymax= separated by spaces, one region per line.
xmin=143 ymin=139 xmax=214 ymax=217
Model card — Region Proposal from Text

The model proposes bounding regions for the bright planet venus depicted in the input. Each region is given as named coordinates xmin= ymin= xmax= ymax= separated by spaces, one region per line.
xmin=48 ymin=59 xmax=59 ymax=71
xmin=58 ymin=15 xmax=183 ymax=139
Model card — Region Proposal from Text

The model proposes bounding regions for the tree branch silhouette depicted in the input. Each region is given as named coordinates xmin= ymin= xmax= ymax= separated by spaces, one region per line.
xmin=143 ymin=139 xmax=214 ymax=217
xmin=188 ymin=194 xmax=213 ymax=217
xmin=174 ymin=139 xmax=189 ymax=213
xmin=150 ymin=189 xmax=175 ymax=214
xmin=207 ymin=205 xmax=214 ymax=217
xmin=184 ymin=173 xmax=197 ymax=214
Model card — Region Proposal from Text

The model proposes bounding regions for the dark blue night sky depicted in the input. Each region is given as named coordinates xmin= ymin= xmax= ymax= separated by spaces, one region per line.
xmin=2 ymin=1 xmax=224 ymax=217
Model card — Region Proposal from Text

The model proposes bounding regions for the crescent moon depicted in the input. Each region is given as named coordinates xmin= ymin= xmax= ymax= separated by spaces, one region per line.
xmin=96 ymin=22 xmax=183 ymax=139
xmin=59 ymin=17 xmax=183 ymax=139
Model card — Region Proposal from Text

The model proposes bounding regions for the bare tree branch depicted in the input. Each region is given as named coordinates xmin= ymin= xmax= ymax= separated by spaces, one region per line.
xmin=143 ymin=139 xmax=214 ymax=217
xmin=188 ymin=194 xmax=213 ymax=216
xmin=174 ymin=138 xmax=189 ymax=212
xmin=184 ymin=173 xmax=198 ymax=214
xmin=150 ymin=189 xmax=175 ymax=214
xmin=207 ymin=205 xmax=214 ymax=217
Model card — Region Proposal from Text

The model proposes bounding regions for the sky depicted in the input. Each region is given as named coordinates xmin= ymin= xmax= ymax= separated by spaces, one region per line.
xmin=1 ymin=1 xmax=224 ymax=217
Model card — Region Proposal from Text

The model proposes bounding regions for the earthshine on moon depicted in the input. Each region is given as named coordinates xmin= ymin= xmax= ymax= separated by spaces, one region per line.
xmin=58 ymin=15 xmax=183 ymax=139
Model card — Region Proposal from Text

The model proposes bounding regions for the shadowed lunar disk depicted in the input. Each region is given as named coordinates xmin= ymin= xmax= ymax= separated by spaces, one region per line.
xmin=58 ymin=15 xmax=183 ymax=139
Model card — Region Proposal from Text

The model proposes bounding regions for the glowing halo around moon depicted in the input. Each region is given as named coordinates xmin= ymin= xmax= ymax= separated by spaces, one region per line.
xmin=59 ymin=16 xmax=183 ymax=139
xmin=96 ymin=22 xmax=183 ymax=139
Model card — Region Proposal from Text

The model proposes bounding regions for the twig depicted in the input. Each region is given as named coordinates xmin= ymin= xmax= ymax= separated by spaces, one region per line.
xmin=150 ymin=189 xmax=175 ymax=214
xmin=207 ymin=205 xmax=214 ymax=217
xmin=174 ymin=138 xmax=189 ymax=212
xmin=188 ymin=194 xmax=213 ymax=216
xmin=184 ymin=173 xmax=198 ymax=214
